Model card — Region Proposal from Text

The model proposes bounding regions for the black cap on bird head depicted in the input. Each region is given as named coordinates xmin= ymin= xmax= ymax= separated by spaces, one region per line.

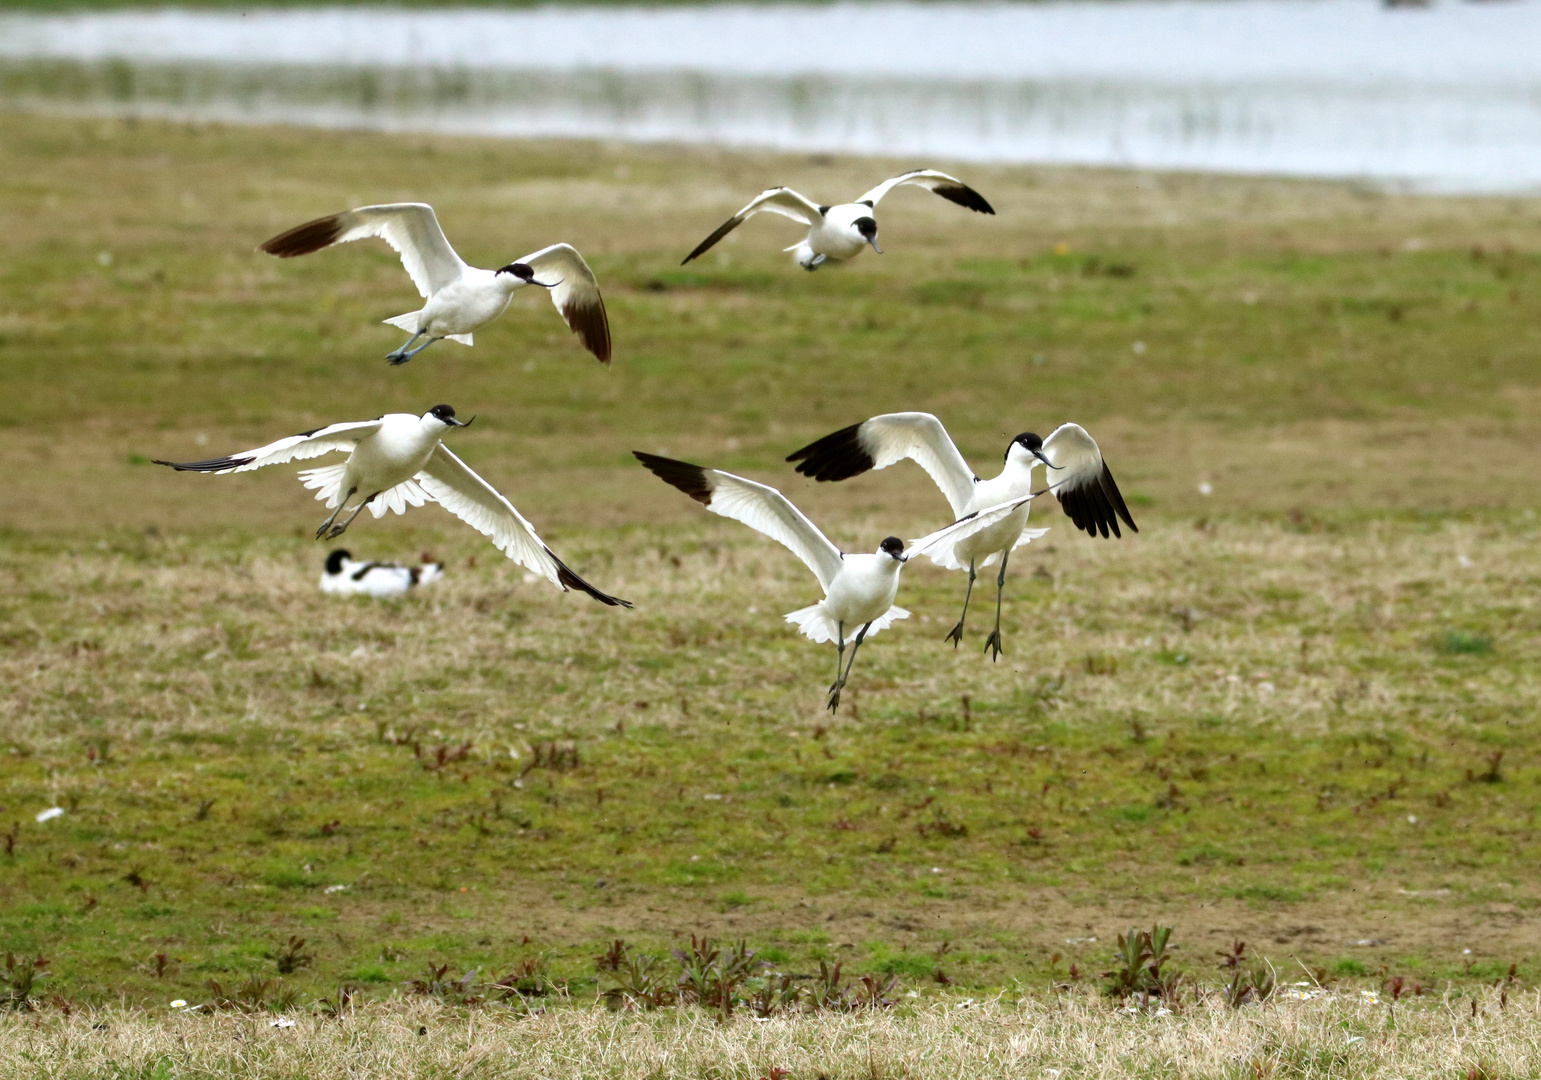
xmin=1009 ymin=431 xmax=1055 ymax=469
xmin=853 ymin=216 xmax=881 ymax=253
xmin=879 ymin=536 xmax=905 ymax=560
xmin=427 ymin=404 xmax=472 ymax=428
xmin=325 ymin=549 xmax=351 ymax=575
xmin=496 ymin=262 xmax=555 ymax=288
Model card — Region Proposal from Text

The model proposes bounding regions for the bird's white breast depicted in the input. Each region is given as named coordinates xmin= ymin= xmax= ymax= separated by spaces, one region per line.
xmin=809 ymin=204 xmax=872 ymax=261
xmin=421 ymin=268 xmax=511 ymax=335
xmin=822 ymin=554 xmax=901 ymax=625
xmin=348 ymin=415 xmax=439 ymax=488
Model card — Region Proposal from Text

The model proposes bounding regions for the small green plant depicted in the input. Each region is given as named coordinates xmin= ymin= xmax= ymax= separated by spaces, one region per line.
xmin=2 ymin=953 xmax=48 ymax=1010
xmin=205 ymin=976 xmax=301 ymax=1013
xmin=489 ymin=955 xmax=565 ymax=1002
xmin=405 ymin=963 xmax=483 ymax=1006
xmin=1441 ymin=631 xmax=1493 ymax=655
xmin=1217 ymin=941 xmax=1275 ymax=1007
xmin=1102 ymin=925 xmax=1183 ymax=1006
xmin=274 ymin=935 xmax=314 ymax=976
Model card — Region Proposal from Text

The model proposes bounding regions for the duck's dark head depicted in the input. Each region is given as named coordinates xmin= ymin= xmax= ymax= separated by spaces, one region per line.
xmin=325 ymin=549 xmax=351 ymax=575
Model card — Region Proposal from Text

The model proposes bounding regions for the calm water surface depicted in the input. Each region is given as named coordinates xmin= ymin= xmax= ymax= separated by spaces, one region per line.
xmin=2 ymin=1 xmax=1540 ymax=191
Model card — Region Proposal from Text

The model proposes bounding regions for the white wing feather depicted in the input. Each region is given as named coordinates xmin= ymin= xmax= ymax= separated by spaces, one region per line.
xmin=788 ymin=412 xmax=977 ymax=518
xmin=154 ymin=420 xmax=382 ymax=475
xmin=905 ymin=493 xmax=1044 ymax=561
xmin=263 ymin=203 xmax=466 ymax=298
xmin=415 ymin=445 xmax=565 ymax=586
xmin=516 ymin=242 xmax=611 ymax=362
xmin=856 ymin=169 xmax=994 ymax=212
xmin=700 ymin=471 xmax=845 ymax=592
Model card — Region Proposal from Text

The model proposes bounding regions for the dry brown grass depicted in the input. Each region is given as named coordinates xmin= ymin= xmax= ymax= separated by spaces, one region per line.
xmin=4 ymin=989 xmax=1540 ymax=1079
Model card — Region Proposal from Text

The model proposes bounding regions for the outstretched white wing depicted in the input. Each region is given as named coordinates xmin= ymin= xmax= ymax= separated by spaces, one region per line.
xmin=260 ymin=203 xmax=467 ymax=298
xmin=514 ymin=243 xmax=612 ymax=363
xmin=681 ymin=187 xmax=826 ymax=264
xmin=787 ymin=412 xmax=978 ymax=518
xmin=634 ymin=452 xmax=844 ymax=592
xmin=905 ymin=493 xmax=1045 ymax=561
xmin=1041 ymin=423 xmax=1138 ymax=539
xmin=152 ymin=419 xmax=382 ymax=475
xmin=416 ymin=446 xmax=629 ymax=606
xmin=855 ymin=170 xmax=995 ymax=215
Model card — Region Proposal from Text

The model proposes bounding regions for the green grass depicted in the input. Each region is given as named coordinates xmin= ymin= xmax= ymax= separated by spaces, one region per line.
xmin=0 ymin=112 xmax=1539 ymax=1008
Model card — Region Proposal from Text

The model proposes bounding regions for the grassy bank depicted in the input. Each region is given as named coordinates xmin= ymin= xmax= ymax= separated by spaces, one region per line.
xmin=4 ymin=991 xmax=1541 ymax=1080
xmin=0 ymin=111 xmax=1539 ymax=1008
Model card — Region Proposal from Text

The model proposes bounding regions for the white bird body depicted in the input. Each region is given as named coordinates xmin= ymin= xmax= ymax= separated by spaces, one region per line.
xmin=683 ymin=170 xmax=995 ymax=271
xmin=634 ymin=450 xmax=1040 ymax=709
xmin=261 ymin=203 xmax=611 ymax=364
xmin=154 ymin=405 xmax=628 ymax=607
xmin=787 ymin=412 xmax=1134 ymax=657
xmin=786 ymin=550 xmax=907 ymax=646
xmin=321 ymin=549 xmax=443 ymax=598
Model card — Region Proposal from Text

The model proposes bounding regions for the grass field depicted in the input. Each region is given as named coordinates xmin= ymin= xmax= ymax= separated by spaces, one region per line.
xmin=1 ymin=111 xmax=1540 ymax=1021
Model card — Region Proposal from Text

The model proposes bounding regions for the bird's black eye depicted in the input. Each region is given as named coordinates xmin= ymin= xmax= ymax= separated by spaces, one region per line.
xmin=430 ymin=404 xmax=456 ymax=421
xmin=880 ymin=536 xmax=904 ymax=558
xmin=854 ymin=217 xmax=878 ymax=238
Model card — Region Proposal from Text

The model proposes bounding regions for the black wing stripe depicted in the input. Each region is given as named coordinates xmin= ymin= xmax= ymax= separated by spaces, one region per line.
xmin=931 ymin=184 xmax=995 ymax=215
xmin=259 ymin=214 xmax=346 ymax=258
xmin=547 ymin=547 xmax=631 ymax=607
xmin=633 ymin=451 xmax=715 ymax=506
xmin=561 ymin=295 xmax=612 ymax=364
xmin=152 ymin=455 xmax=256 ymax=473
xmin=1101 ymin=461 xmax=1138 ymax=533
xmin=682 ymin=216 xmax=743 ymax=265
xmin=1091 ymin=481 xmax=1117 ymax=539
xmin=784 ymin=423 xmax=875 ymax=483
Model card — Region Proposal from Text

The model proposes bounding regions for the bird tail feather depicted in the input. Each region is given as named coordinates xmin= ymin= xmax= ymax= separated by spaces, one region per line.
xmin=445 ymin=332 xmax=473 ymax=346
xmin=368 ymin=479 xmax=431 ymax=519
xmin=298 ymin=464 xmax=350 ymax=509
xmin=783 ymin=604 xmax=909 ymax=643
xmin=383 ymin=311 xmax=422 ymax=332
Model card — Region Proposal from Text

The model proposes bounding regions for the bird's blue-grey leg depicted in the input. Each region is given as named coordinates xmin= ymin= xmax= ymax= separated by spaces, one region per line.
xmin=384 ymin=331 xmax=425 ymax=363
xmin=387 ymin=336 xmax=441 ymax=366
xmin=944 ymin=559 xmax=977 ymax=647
xmin=327 ymin=491 xmax=380 ymax=540
xmin=315 ymin=487 xmax=358 ymax=539
xmin=830 ymin=622 xmax=845 ymax=693
xmin=827 ymin=623 xmax=870 ymax=713
xmin=804 ymin=254 xmax=827 ymax=272
xmin=983 ymin=551 xmax=1011 ymax=663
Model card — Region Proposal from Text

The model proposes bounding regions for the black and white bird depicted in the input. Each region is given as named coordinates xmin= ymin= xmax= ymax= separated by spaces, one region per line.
xmin=635 ymin=451 xmax=1039 ymax=711
xmin=787 ymin=414 xmax=1136 ymax=659
xmin=681 ymin=170 xmax=994 ymax=271
xmin=260 ymin=203 xmax=611 ymax=364
xmin=321 ymin=548 xmax=444 ymax=598
xmin=154 ymin=405 xmax=628 ymax=607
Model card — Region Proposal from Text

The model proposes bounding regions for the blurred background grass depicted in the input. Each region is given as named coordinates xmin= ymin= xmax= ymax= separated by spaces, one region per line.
xmin=1 ymin=111 xmax=1539 ymax=1003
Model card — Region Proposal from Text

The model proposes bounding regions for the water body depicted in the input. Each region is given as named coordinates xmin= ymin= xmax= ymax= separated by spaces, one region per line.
xmin=2 ymin=1 xmax=1540 ymax=192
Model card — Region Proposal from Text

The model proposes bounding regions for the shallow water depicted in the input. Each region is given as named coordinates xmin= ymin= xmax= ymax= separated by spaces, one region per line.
xmin=3 ymin=1 xmax=1540 ymax=191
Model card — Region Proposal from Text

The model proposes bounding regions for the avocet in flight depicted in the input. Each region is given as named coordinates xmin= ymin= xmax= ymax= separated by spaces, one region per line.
xmin=260 ymin=203 xmax=611 ymax=364
xmin=634 ymin=451 xmax=1038 ymax=711
xmin=155 ymin=406 xmax=628 ymax=606
xmin=321 ymin=549 xmax=444 ymax=598
xmin=681 ymin=170 xmax=994 ymax=271
xmin=787 ymin=414 xmax=1136 ymax=659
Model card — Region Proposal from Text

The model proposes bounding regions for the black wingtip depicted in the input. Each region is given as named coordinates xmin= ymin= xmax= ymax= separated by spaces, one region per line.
xmin=633 ymin=451 xmax=714 ymax=506
xmin=546 ymin=548 xmax=631 ymax=607
xmin=152 ymin=455 xmax=255 ymax=473
xmin=682 ymin=216 xmax=741 ymax=265
xmin=1055 ymin=461 xmax=1137 ymax=540
xmin=784 ymin=422 xmax=874 ymax=483
xmin=562 ymin=295 xmax=612 ymax=364
xmin=259 ymin=213 xmax=346 ymax=258
xmin=934 ymin=184 xmax=995 ymax=215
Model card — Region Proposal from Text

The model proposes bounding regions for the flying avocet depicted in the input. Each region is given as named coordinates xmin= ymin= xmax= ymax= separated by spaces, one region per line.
xmin=634 ymin=451 xmax=1039 ymax=710
xmin=260 ymin=203 xmax=610 ymax=364
xmin=321 ymin=549 xmax=444 ymax=598
xmin=155 ymin=405 xmax=628 ymax=606
xmin=787 ymin=414 xmax=1136 ymax=659
xmin=681 ymin=169 xmax=994 ymax=271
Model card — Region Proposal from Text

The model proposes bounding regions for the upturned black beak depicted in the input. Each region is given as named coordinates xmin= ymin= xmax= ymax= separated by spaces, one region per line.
xmin=497 ymin=263 xmax=557 ymax=288
xmin=1033 ymin=449 xmax=1060 ymax=469
xmin=868 ymin=237 xmax=883 ymax=254
xmin=448 ymin=415 xmax=475 ymax=428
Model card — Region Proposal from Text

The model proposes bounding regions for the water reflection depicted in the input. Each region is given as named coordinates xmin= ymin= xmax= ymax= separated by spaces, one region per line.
xmin=3 ymin=2 xmax=1541 ymax=192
